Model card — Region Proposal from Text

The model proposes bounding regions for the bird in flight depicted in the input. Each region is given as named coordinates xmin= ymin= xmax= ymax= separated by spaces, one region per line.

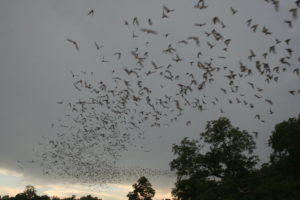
xmin=140 ymin=28 xmax=158 ymax=35
xmin=194 ymin=23 xmax=207 ymax=27
xmin=289 ymin=8 xmax=298 ymax=19
xmin=230 ymin=7 xmax=237 ymax=15
xmin=88 ymin=9 xmax=94 ymax=16
xmin=66 ymin=39 xmax=79 ymax=51
xmin=284 ymin=20 xmax=293 ymax=28
xmin=94 ymin=41 xmax=103 ymax=50
xmin=148 ymin=18 xmax=153 ymax=26
xmin=163 ymin=5 xmax=175 ymax=13
xmin=133 ymin=17 xmax=139 ymax=26
xmin=162 ymin=11 xmax=169 ymax=18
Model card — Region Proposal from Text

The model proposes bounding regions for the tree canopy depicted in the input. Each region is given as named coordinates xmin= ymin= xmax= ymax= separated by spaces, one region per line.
xmin=127 ymin=176 xmax=155 ymax=200
xmin=251 ymin=115 xmax=300 ymax=200
xmin=170 ymin=116 xmax=300 ymax=200
xmin=0 ymin=186 xmax=102 ymax=200
xmin=170 ymin=117 xmax=258 ymax=200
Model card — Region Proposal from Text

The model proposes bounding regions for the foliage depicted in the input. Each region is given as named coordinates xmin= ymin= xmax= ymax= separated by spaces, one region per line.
xmin=170 ymin=116 xmax=300 ymax=200
xmin=127 ymin=176 xmax=155 ymax=200
xmin=79 ymin=195 xmax=99 ymax=200
xmin=170 ymin=117 xmax=259 ymax=200
xmin=24 ymin=185 xmax=37 ymax=200
xmin=250 ymin=115 xmax=300 ymax=200
xmin=269 ymin=115 xmax=300 ymax=169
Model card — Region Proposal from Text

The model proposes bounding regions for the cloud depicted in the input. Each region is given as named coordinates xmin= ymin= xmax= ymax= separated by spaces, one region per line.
xmin=0 ymin=168 xmax=23 ymax=177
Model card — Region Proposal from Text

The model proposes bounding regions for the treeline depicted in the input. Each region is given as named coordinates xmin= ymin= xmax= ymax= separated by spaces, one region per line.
xmin=0 ymin=186 xmax=101 ymax=200
xmin=1 ymin=115 xmax=299 ymax=200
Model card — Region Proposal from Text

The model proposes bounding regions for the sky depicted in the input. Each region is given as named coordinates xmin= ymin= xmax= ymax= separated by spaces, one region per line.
xmin=0 ymin=0 xmax=299 ymax=200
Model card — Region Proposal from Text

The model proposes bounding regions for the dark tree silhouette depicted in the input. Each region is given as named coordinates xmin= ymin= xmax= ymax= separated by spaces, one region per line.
xmin=170 ymin=117 xmax=258 ymax=200
xmin=127 ymin=176 xmax=155 ymax=200
xmin=15 ymin=185 xmax=37 ymax=200
xmin=251 ymin=115 xmax=300 ymax=200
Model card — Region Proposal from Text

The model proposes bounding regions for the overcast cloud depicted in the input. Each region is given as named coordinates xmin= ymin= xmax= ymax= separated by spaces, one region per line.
xmin=0 ymin=0 xmax=300 ymax=199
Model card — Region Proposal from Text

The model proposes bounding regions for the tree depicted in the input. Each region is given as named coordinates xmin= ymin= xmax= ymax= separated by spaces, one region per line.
xmin=1 ymin=196 xmax=10 ymax=200
xmin=52 ymin=197 xmax=61 ymax=200
xmin=251 ymin=115 xmax=300 ymax=200
xmin=14 ymin=193 xmax=27 ymax=200
xmin=127 ymin=176 xmax=155 ymax=200
xmin=24 ymin=185 xmax=37 ymax=199
xmin=269 ymin=115 xmax=300 ymax=170
xmin=170 ymin=117 xmax=258 ymax=200
xmin=37 ymin=195 xmax=51 ymax=200
xmin=80 ymin=195 xmax=100 ymax=200
xmin=14 ymin=185 xmax=37 ymax=200
xmin=63 ymin=195 xmax=76 ymax=200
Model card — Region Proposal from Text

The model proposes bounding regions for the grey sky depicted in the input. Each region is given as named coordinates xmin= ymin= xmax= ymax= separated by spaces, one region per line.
xmin=0 ymin=0 xmax=300 ymax=199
